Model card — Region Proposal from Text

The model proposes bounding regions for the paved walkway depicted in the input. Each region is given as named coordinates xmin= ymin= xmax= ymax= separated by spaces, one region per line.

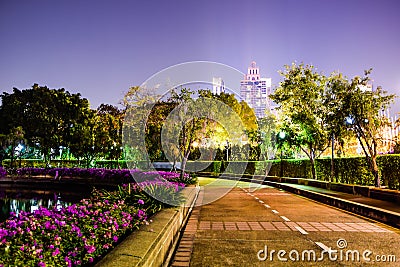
xmin=170 ymin=179 xmax=400 ymax=266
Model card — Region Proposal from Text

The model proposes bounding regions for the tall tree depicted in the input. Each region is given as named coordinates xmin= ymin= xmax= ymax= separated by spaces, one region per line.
xmin=257 ymin=111 xmax=277 ymax=162
xmin=341 ymin=71 xmax=395 ymax=187
xmin=323 ymin=72 xmax=354 ymax=180
xmin=270 ymin=63 xmax=330 ymax=179
xmin=122 ymin=86 xmax=161 ymax=168
xmin=164 ymin=88 xmax=202 ymax=178
xmin=96 ymin=104 xmax=124 ymax=161
xmin=0 ymin=84 xmax=91 ymax=164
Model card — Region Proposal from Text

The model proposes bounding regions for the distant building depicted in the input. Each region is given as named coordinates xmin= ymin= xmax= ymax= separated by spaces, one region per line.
xmin=212 ymin=77 xmax=225 ymax=95
xmin=379 ymin=109 xmax=399 ymax=153
xmin=240 ymin=61 xmax=272 ymax=118
xmin=358 ymin=79 xmax=373 ymax=92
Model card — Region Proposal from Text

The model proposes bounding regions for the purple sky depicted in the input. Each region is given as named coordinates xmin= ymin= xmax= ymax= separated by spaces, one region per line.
xmin=1 ymin=0 xmax=399 ymax=115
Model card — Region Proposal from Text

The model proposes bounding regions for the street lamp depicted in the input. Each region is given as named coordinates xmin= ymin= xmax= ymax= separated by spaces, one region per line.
xmin=277 ymin=131 xmax=286 ymax=177
xmin=225 ymin=140 xmax=230 ymax=161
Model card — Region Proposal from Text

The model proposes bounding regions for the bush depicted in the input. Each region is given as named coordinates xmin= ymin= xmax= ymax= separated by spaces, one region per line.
xmin=315 ymin=157 xmax=373 ymax=185
xmin=191 ymin=155 xmax=400 ymax=190
xmin=377 ymin=155 xmax=400 ymax=190
xmin=0 ymin=175 xmax=188 ymax=266
xmin=0 ymin=194 xmax=144 ymax=266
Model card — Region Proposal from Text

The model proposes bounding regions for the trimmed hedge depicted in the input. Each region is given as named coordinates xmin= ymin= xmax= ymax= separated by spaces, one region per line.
xmin=191 ymin=155 xmax=400 ymax=190
xmin=3 ymin=155 xmax=399 ymax=189
xmin=1 ymin=159 xmax=152 ymax=170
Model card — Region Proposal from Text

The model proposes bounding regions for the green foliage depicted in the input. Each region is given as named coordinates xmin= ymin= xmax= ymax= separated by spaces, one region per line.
xmin=195 ymin=155 xmax=400 ymax=190
xmin=316 ymin=157 xmax=374 ymax=185
xmin=270 ymin=63 xmax=330 ymax=179
xmin=0 ymin=85 xmax=124 ymax=167
xmin=93 ymin=181 xmax=185 ymax=215
xmin=376 ymin=155 xmax=400 ymax=190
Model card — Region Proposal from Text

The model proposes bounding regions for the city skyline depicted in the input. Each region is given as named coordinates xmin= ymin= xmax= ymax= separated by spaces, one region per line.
xmin=0 ymin=0 xmax=399 ymax=114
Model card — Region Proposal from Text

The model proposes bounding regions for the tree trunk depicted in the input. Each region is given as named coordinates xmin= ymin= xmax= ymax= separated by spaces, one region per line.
xmin=371 ymin=155 xmax=380 ymax=187
xmin=330 ymin=134 xmax=335 ymax=182
xmin=180 ymin=156 xmax=188 ymax=180
xmin=310 ymin=157 xmax=317 ymax=180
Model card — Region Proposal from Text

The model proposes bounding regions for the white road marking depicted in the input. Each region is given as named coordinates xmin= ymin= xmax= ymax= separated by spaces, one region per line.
xmin=280 ymin=216 xmax=290 ymax=222
xmin=272 ymin=209 xmax=279 ymax=214
xmin=254 ymin=197 xmax=259 ymax=200
xmin=315 ymin=242 xmax=334 ymax=253
xmin=295 ymin=226 xmax=308 ymax=235
xmin=259 ymin=200 xmax=264 ymax=204
xmin=264 ymin=204 xmax=270 ymax=208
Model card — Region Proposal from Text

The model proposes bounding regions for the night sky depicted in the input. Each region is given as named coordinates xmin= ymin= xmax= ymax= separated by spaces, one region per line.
xmin=1 ymin=0 xmax=399 ymax=114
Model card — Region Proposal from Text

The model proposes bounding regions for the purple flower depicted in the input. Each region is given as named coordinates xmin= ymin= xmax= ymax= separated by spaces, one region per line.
xmin=113 ymin=236 xmax=118 ymax=242
xmin=65 ymin=256 xmax=72 ymax=267
xmin=137 ymin=209 xmax=146 ymax=219
xmin=85 ymin=245 xmax=96 ymax=254
xmin=138 ymin=199 xmax=144 ymax=205
xmin=52 ymin=248 xmax=60 ymax=256
xmin=38 ymin=262 xmax=46 ymax=267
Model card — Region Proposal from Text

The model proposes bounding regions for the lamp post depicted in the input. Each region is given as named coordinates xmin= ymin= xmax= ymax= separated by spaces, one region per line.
xmin=225 ymin=140 xmax=230 ymax=161
xmin=278 ymin=131 xmax=286 ymax=178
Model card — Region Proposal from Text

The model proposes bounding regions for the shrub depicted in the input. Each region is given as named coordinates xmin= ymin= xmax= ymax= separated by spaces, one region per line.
xmin=0 ymin=176 xmax=188 ymax=266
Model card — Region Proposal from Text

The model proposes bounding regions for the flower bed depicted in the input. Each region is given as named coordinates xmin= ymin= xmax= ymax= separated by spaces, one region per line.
xmin=0 ymin=171 xmax=193 ymax=266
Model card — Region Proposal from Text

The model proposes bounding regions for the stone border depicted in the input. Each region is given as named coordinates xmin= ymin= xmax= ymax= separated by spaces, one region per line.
xmin=95 ymin=186 xmax=199 ymax=267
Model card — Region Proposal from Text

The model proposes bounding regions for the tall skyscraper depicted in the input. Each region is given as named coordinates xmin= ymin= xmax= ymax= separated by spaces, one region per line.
xmin=240 ymin=61 xmax=272 ymax=118
xmin=212 ymin=77 xmax=225 ymax=95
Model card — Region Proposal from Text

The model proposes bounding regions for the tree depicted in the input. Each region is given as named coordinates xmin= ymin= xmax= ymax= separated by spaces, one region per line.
xmin=68 ymin=109 xmax=107 ymax=168
xmin=122 ymin=86 xmax=161 ymax=169
xmin=0 ymin=84 xmax=91 ymax=164
xmin=323 ymin=72 xmax=355 ymax=180
xmin=257 ymin=111 xmax=277 ymax=162
xmin=163 ymin=88 xmax=202 ymax=179
xmin=341 ymin=71 xmax=395 ymax=187
xmin=96 ymin=104 xmax=124 ymax=161
xmin=270 ymin=63 xmax=330 ymax=179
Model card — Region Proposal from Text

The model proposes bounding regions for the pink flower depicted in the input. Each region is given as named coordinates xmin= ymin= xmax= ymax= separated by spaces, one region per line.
xmin=52 ymin=248 xmax=60 ymax=256
xmin=85 ymin=245 xmax=96 ymax=254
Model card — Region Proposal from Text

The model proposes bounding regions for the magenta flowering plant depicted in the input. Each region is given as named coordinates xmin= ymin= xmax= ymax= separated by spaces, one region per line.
xmin=0 ymin=195 xmax=145 ymax=266
xmin=93 ymin=179 xmax=186 ymax=215
xmin=0 ymin=168 xmax=194 ymax=266
xmin=0 ymin=167 xmax=6 ymax=178
xmin=142 ymin=171 xmax=197 ymax=185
